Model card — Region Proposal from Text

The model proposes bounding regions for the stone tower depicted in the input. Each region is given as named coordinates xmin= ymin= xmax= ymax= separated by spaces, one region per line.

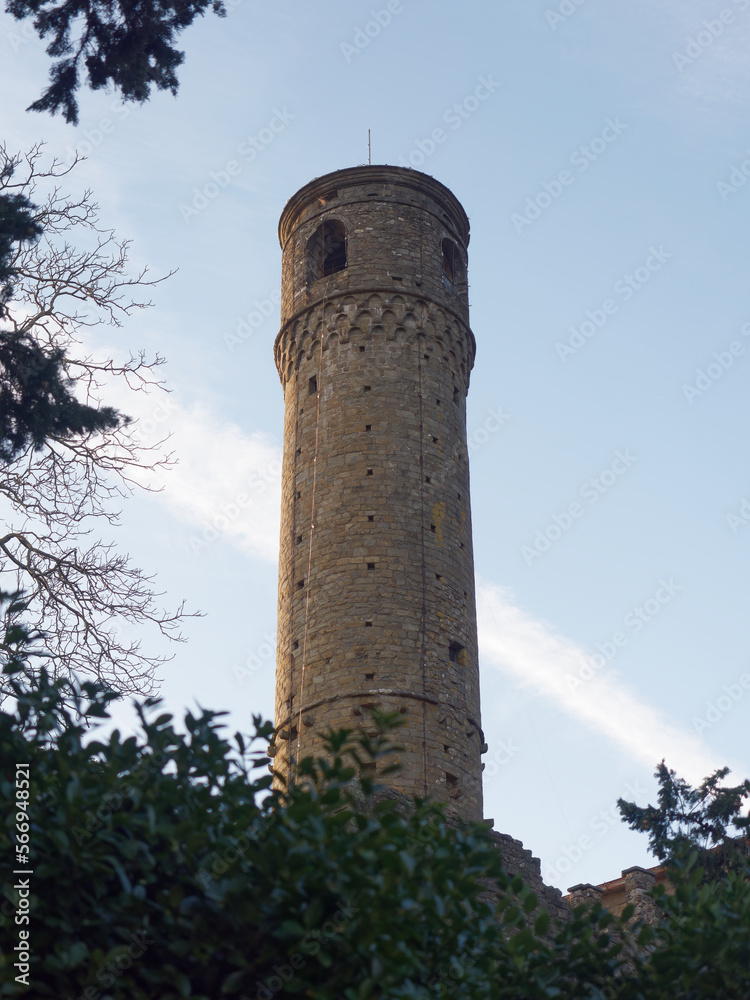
xmin=273 ymin=165 xmax=484 ymax=820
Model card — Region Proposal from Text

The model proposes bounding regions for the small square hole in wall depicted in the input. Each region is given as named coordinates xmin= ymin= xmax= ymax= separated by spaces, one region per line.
xmin=364 ymin=385 xmax=372 ymax=392
xmin=424 ymin=354 xmax=430 ymax=360
xmin=432 ymin=436 xmax=438 ymax=443
xmin=308 ymin=375 xmax=317 ymax=395
xmin=296 ymin=447 xmax=302 ymax=456
xmin=436 ymin=398 xmax=441 ymax=406
xmin=453 ymin=386 xmax=460 ymax=404
xmin=297 ymin=579 xmax=304 ymax=590
xmin=445 ymin=772 xmax=458 ymax=789
xmin=367 ymin=469 xmax=374 ymax=476
xmin=365 ymin=672 xmax=375 ymax=680
xmin=359 ymin=345 xmax=366 ymax=352
xmin=449 ymin=641 xmax=467 ymax=666
xmin=368 ymin=515 xmax=375 ymax=522
xmin=425 ymin=476 xmax=431 ymax=484
xmin=292 ymin=640 xmax=299 ymax=650
xmin=296 ymin=490 xmax=302 ymax=499
xmin=365 ymin=424 xmax=372 ymax=431
xmin=367 ymin=562 xmax=375 ymax=571
xmin=430 ymin=524 xmax=436 ymax=533
xmin=460 ymin=541 xmax=464 ymax=549
xmin=457 ymin=492 xmax=462 ymax=500
xmin=436 ymin=573 xmax=443 ymax=582
xmin=296 ymin=535 xmax=303 ymax=545
xmin=365 ymin=621 xmax=373 ymax=627
xmin=444 ymin=745 xmax=450 ymax=753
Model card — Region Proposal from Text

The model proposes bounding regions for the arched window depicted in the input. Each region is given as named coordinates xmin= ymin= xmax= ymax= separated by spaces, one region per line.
xmin=441 ymin=238 xmax=463 ymax=292
xmin=307 ymin=219 xmax=347 ymax=283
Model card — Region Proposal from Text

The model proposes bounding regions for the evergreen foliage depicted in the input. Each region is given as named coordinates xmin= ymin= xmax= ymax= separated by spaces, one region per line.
xmin=618 ymin=760 xmax=750 ymax=874
xmin=0 ymin=610 xmax=627 ymax=999
xmin=0 ymin=190 xmax=42 ymax=315
xmin=633 ymin=852 xmax=750 ymax=999
xmin=0 ymin=331 xmax=123 ymax=462
xmin=1 ymin=162 xmax=123 ymax=460
xmin=5 ymin=0 xmax=227 ymax=124
xmin=2 ymin=610 xmax=749 ymax=997
xmin=0 ymin=144 xmax=187 ymax=695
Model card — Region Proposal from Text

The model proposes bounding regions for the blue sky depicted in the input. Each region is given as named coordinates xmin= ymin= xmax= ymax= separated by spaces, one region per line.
xmin=2 ymin=0 xmax=749 ymax=891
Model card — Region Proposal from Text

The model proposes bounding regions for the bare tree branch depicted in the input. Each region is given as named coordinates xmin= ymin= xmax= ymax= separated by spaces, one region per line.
xmin=0 ymin=143 xmax=195 ymax=697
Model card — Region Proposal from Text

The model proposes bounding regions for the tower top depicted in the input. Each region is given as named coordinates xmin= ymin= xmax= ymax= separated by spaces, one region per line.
xmin=278 ymin=165 xmax=471 ymax=251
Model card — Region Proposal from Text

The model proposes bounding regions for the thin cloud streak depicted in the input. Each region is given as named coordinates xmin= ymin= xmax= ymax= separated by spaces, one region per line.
xmin=477 ymin=580 xmax=725 ymax=784
xmin=146 ymin=402 xmax=281 ymax=562
xmin=101 ymin=377 xmax=282 ymax=562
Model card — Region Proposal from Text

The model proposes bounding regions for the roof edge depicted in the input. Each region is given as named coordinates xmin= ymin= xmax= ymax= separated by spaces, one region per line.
xmin=278 ymin=165 xmax=470 ymax=249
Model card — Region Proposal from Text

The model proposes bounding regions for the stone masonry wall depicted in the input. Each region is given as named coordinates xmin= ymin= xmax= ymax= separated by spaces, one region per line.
xmin=272 ymin=166 xmax=484 ymax=819
xmin=489 ymin=832 xmax=571 ymax=925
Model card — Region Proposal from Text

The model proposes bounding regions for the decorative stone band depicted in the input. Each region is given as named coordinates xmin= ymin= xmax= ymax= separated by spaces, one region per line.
xmin=275 ymin=688 xmax=485 ymax=801
xmin=276 ymin=687 xmax=484 ymax=730
xmin=274 ymin=287 xmax=476 ymax=391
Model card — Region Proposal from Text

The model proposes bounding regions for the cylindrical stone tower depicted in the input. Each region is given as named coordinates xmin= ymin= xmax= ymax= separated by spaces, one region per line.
xmin=273 ymin=165 xmax=484 ymax=819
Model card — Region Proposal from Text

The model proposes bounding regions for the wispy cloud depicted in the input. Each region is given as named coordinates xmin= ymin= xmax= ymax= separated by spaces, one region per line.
xmin=149 ymin=402 xmax=281 ymax=561
xmin=105 ymin=382 xmax=282 ymax=562
xmin=477 ymin=580 xmax=726 ymax=783
xmin=582 ymin=1 xmax=750 ymax=112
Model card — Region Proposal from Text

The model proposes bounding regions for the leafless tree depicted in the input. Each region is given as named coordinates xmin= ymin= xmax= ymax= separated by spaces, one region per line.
xmin=0 ymin=142 xmax=193 ymax=697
